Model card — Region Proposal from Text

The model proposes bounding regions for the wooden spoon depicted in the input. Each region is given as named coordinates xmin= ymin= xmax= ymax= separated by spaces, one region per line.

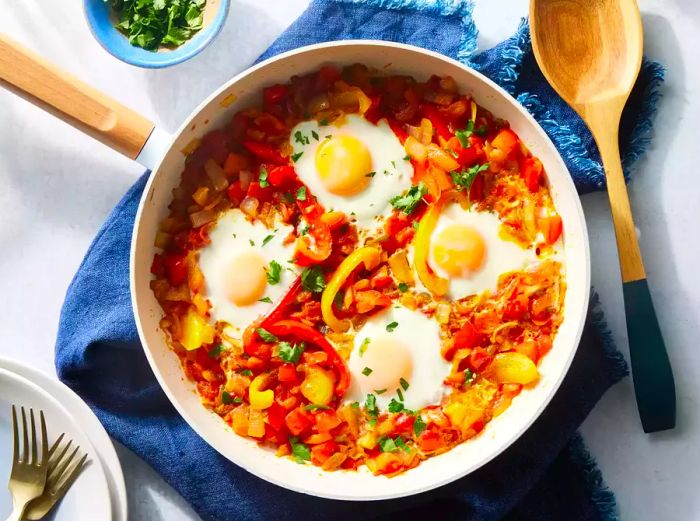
xmin=530 ymin=0 xmax=675 ymax=432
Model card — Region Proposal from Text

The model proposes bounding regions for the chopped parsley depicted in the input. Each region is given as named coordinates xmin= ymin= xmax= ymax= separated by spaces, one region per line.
xmin=107 ymin=0 xmax=206 ymax=50
xmin=294 ymin=130 xmax=310 ymax=145
xmin=378 ymin=436 xmax=398 ymax=453
xmin=388 ymin=398 xmax=404 ymax=413
xmin=396 ymin=388 xmax=404 ymax=402
xmin=266 ymin=260 xmax=282 ymax=284
xmin=403 ymin=154 xmax=410 ymax=161
xmin=304 ymin=404 xmax=331 ymax=411
xmin=391 ymin=160 xmax=396 ymax=169
xmin=359 ymin=338 xmax=371 ymax=356
xmin=237 ymin=368 xmax=253 ymax=376
xmin=282 ymin=192 xmax=295 ymax=203
xmin=386 ymin=321 xmax=398 ymax=332
xmin=362 ymin=367 xmax=373 ymax=376
xmin=464 ymin=369 xmax=476 ymax=385
xmin=390 ymin=183 xmax=427 ymax=215
xmin=208 ymin=344 xmax=223 ymax=359
xmin=395 ymin=436 xmax=411 ymax=454
xmin=256 ymin=328 xmax=278 ymax=343
xmin=221 ymin=391 xmax=234 ymax=405
xmin=398 ymin=282 xmax=409 ymax=293
xmin=279 ymin=341 xmax=305 ymax=364
xmin=249 ymin=239 xmax=255 ymax=247
xmin=311 ymin=130 xmax=320 ymax=141
xmin=291 ymin=151 xmax=304 ymax=163
xmin=364 ymin=394 xmax=378 ymax=416
xmin=375 ymin=389 xmax=387 ymax=394
xmin=262 ymin=233 xmax=275 ymax=246
xmin=299 ymin=224 xmax=310 ymax=236
xmin=413 ymin=416 xmax=427 ymax=436
xmin=399 ymin=378 xmax=410 ymax=391
xmin=475 ymin=125 xmax=488 ymax=137
xmin=258 ymin=297 xmax=273 ymax=304
xmin=451 ymin=163 xmax=489 ymax=193
xmin=455 ymin=120 xmax=475 ymax=148
xmin=258 ymin=166 xmax=269 ymax=187
xmin=296 ymin=186 xmax=307 ymax=201
xmin=289 ymin=437 xmax=311 ymax=463
xmin=301 ymin=266 xmax=326 ymax=293
xmin=319 ymin=118 xmax=329 ymax=126
xmin=365 ymin=171 xmax=376 ymax=178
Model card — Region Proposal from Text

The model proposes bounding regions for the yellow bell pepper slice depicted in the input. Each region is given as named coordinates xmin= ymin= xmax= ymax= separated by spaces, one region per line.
xmin=249 ymin=374 xmax=274 ymax=410
xmin=488 ymin=352 xmax=539 ymax=385
xmin=300 ymin=368 xmax=334 ymax=406
xmin=180 ymin=307 xmax=215 ymax=351
xmin=321 ymin=246 xmax=381 ymax=332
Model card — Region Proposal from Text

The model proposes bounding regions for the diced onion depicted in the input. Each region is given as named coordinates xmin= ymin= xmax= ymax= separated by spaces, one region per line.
xmin=436 ymin=302 xmax=451 ymax=324
xmin=240 ymin=196 xmax=259 ymax=217
xmin=205 ymin=159 xmax=229 ymax=192
xmin=239 ymin=170 xmax=253 ymax=190
xmin=189 ymin=208 xmax=217 ymax=228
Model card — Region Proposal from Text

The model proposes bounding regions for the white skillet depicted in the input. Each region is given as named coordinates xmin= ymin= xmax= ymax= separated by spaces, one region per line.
xmin=0 ymin=37 xmax=589 ymax=500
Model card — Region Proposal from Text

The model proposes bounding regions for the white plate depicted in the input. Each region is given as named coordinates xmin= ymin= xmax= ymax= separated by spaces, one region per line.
xmin=0 ymin=367 xmax=111 ymax=520
xmin=0 ymin=359 xmax=127 ymax=521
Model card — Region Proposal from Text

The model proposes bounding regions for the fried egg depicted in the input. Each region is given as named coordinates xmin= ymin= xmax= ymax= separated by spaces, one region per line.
xmin=290 ymin=114 xmax=413 ymax=235
xmin=415 ymin=203 xmax=540 ymax=300
xmin=198 ymin=209 xmax=298 ymax=338
xmin=346 ymin=304 xmax=451 ymax=412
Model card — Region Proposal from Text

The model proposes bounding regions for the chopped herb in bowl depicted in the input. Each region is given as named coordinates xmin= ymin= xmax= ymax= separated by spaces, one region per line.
xmin=105 ymin=0 xmax=207 ymax=50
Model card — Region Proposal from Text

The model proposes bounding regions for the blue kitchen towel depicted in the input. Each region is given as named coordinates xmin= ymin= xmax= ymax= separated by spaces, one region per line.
xmin=55 ymin=1 xmax=665 ymax=520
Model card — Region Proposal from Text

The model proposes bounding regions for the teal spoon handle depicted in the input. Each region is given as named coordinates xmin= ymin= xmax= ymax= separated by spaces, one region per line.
xmin=623 ymin=278 xmax=676 ymax=432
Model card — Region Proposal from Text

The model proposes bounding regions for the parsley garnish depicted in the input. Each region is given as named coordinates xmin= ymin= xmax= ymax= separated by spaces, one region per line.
xmin=256 ymin=328 xmax=278 ymax=343
xmin=249 ymin=239 xmax=255 ymax=247
xmin=258 ymin=297 xmax=273 ymax=303
xmin=304 ymin=404 xmax=331 ymax=411
xmin=464 ymin=369 xmax=476 ymax=385
xmin=364 ymin=394 xmax=378 ymax=416
xmin=319 ymin=118 xmax=329 ymax=126
xmin=362 ymin=367 xmax=373 ymax=376
xmin=296 ymin=186 xmax=307 ymax=201
xmin=413 ymin=416 xmax=427 ymax=436
xmin=390 ymin=183 xmax=427 ymax=215
xmin=294 ymin=130 xmax=310 ymax=145
xmin=365 ymin=171 xmax=376 ymax=178
xmin=291 ymin=151 xmax=304 ymax=162
xmin=451 ymin=163 xmax=490 ymax=193
xmin=403 ymin=154 xmax=410 ymax=161
xmin=289 ymin=437 xmax=311 ymax=463
xmin=282 ymin=192 xmax=294 ymax=203
xmin=359 ymin=338 xmax=371 ymax=356
xmin=395 ymin=436 xmax=411 ymax=453
xmin=301 ymin=266 xmax=325 ymax=293
xmin=279 ymin=341 xmax=305 ymax=364
xmin=107 ymin=0 xmax=206 ymax=50
xmin=386 ymin=321 xmax=398 ymax=332
xmin=399 ymin=378 xmax=409 ymax=391
xmin=398 ymin=282 xmax=409 ymax=293
xmin=455 ymin=120 xmax=475 ymax=148
xmin=266 ymin=260 xmax=282 ymax=284
xmin=237 ymin=368 xmax=253 ymax=376
xmin=475 ymin=125 xmax=488 ymax=137
xmin=311 ymin=130 xmax=319 ymax=141
xmin=388 ymin=399 xmax=404 ymax=413
xmin=208 ymin=344 xmax=222 ymax=359
xmin=396 ymin=388 xmax=404 ymax=402
xmin=378 ymin=436 xmax=398 ymax=452
xmin=221 ymin=391 xmax=234 ymax=405
xmin=262 ymin=233 xmax=275 ymax=246
xmin=375 ymin=389 xmax=387 ymax=394
xmin=258 ymin=166 xmax=269 ymax=187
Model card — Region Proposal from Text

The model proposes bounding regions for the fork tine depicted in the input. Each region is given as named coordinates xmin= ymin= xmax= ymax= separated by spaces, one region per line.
xmin=51 ymin=444 xmax=79 ymax=484
xmin=48 ymin=433 xmax=66 ymax=459
xmin=47 ymin=439 xmax=72 ymax=481
xmin=30 ymin=408 xmax=38 ymax=465
xmin=40 ymin=410 xmax=48 ymax=467
xmin=21 ymin=406 xmax=28 ymax=463
xmin=53 ymin=453 xmax=88 ymax=498
xmin=11 ymin=405 xmax=18 ymax=464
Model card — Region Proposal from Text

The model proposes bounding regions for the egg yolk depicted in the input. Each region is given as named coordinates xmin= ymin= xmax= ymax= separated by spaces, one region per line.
xmin=432 ymin=224 xmax=487 ymax=277
xmin=359 ymin=336 xmax=413 ymax=393
xmin=315 ymin=135 xmax=372 ymax=195
xmin=224 ymin=251 xmax=267 ymax=306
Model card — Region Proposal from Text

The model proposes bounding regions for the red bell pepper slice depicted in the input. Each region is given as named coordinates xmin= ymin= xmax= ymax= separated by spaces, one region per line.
xmin=246 ymin=181 xmax=273 ymax=203
xmin=539 ymin=213 xmax=563 ymax=244
xmin=278 ymin=363 xmax=299 ymax=383
xmin=387 ymin=118 xmax=408 ymax=144
xmin=226 ymin=181 xmax=245 ymax=205
xmin=242 ymin=140 xmax=287 ymax=165
xmin=267 ymin=165 xmax=298 ymax=188
xmin=420 ymin=104 xmax=452 ymax=139
xmin=163 ymin=253 xmax=187 ymax=286
xmin=521 ymin=157 xmax=543 ymax=193
xmin=265 ymin=320 xmax=350 ymax=397
xmin=294 ymin=219 xmax=332 ymax=266
xmin=468 ymin=347 xmax=493 ymax=373
xmin=491 ymin=128 xmax=519 ymax=157
xmin=263 ymin=84 xmax=289 ymax=108
xmin=285 ymin=407 xmax=313 ymax=436
xmin=364 ymin=95 xmax=382 ymax=124
xmin=266 ymin=402 xmax=287 ymax=431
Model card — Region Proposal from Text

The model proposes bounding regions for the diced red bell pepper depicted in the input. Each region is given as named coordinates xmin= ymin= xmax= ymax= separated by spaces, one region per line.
xmin=314 ymin=410 xmax=342 ymax=432
xmin=393 ymin=413 xmax=416 ymax=435
xmin=491 ymin=128 xmax=519 ymax=157
xmin=318 ymin=65 xmax=342 ymax=87
xmin=364 ymin=95 xmax=382 ymax=124
xmin=302 ymin=351 xmax=328 ymax=366
xmin=278 ymin=363 xmax=299 ymax=383
xmin=387 ymin=118 xmax=408 ymax=144
xmin=469 ymin=174 xmax=485 ymax=202
xmin=416 ymin=429 xmax=442 ymax=452
xmin=263 ymin=84 xmax=289 ymax=108
xmin=468 ymin=347 xmax=493 ymax=373
xmin=227 ymin=181 xmax=245 ymax=205
xmin=420 ymin=104 xmax=452 ymax=139
xmin=163 ymin=253 xmax=187 ymax=286
xmin=242 ymin=140 xmax=287 ymax=165
xmin=246 ymin=181 xmax=273 ymax=203
xmin=267 ymin=165 xmax=298 ymax=188
xmin=266 ymin=320 xmax=351 ymax=397
xmin=294 ymin=220 xmax=332 ymax=266
xmin=311 ymin=440 xmax=338 ymax=465
xmin=285 ymin=408 xmax=313 ymax=436
xmin=266 ymin=402 xmax=287 ymax=431
xmin=453 ymin=321 xmax=483 ymax=351
xmin=539 ymin=213 xmax=563 ymax=244
xmin=150 ymin=254 xmax=165 ymax=277
xmin=503 ymin=293 xmax=528 ymax=321
xmin=521 ymin=157 xmax=543 ymax=192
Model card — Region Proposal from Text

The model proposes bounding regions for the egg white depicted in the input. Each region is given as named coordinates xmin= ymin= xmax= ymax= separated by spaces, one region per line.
xmin=410 ymin=204 xmax=540 ymax=300
xmin=198 ymin=209 xmax=298 ymax=339
xmin=290 ymin=114 xmax=413 ymax=237
xmin=345 ymin=304 xmax=451 ymax=412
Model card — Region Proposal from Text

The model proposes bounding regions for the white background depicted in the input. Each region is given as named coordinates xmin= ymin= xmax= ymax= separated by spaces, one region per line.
xmin=0 ymin=0 xmax=698 ymax=519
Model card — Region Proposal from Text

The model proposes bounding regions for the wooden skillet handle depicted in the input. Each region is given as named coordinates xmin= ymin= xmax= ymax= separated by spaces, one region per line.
xmin=0 ymin=34 xmax=154 ymax=160
xmin=595 ymin=120 xmax=676 ymax=433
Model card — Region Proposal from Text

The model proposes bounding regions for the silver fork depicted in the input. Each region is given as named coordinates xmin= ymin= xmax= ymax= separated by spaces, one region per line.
xmin=5 ymin=406 xmax=48 ymax=521
xmin=24 ymin=433 xmax=88 ymax=520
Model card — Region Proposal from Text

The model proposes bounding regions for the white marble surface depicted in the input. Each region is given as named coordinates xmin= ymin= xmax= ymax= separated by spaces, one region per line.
xmin=0 ymin=0 xmax=698 ymax=519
